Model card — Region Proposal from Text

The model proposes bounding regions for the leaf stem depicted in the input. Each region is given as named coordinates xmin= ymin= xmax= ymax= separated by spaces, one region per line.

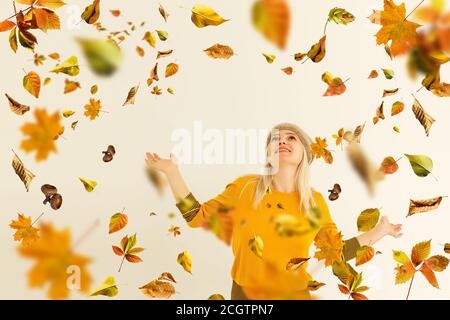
xmin=323 ymin=19 xmax=329 ymax=35
xmin=406 ymin=272 xmax=415 ymax=300
xmin=4 ymin=5 xmax=33 ymax=21
xmin=31 ymin=212 xmax=45 ymax=226
xmin=118 ymin=255 xmax=126 ymax=272
xmin=404 ymin=0 xmax=425 ymax=21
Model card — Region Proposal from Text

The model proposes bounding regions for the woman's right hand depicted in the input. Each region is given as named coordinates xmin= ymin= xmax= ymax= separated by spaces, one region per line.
xmin=146 ymin=152 xmax=178 ymax=175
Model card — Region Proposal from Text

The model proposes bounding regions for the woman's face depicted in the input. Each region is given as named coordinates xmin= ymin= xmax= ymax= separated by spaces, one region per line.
xmin=267 ymin=129 xmax=305 ymax=168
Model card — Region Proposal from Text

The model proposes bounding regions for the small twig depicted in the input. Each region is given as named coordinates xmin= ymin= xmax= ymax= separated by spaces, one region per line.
xmin=31 ymin=212 xmax=45 ymax=226
xmin=73 ymin=218 xmax=100 ymax=249
xmin=416 ymin=85 xmax=424 ymax=93
xmin=406 ymin=272 xmax=416 ymax=300
xmin=404 ymin=0 xmax=425 ymax=21
xmin=4 ymin=5 xmax=33 ymax=21
xmin=323 ymin=19 xmax=329 ymax=35
xmin=118 ymin=256 xmax=126 ymax=272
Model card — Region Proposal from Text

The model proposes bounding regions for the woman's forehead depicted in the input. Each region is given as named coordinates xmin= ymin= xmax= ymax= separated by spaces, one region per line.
xmin=273 ymin=129 xmax=297 ymax=136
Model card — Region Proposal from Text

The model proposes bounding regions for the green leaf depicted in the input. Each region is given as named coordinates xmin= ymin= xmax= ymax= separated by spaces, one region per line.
xmin=332 ymin=260 xmax=357 ymax=285
xmin=328 ymin=7 xmax=355 ymax=25
xmin=90 ymin=276 xmax=118 ymax=297
xmin=77 ymin=37 xmax=123 ymax=76
xmin=382 ymin=68 xmax=395 ymax=79
xmin=50 ymin=56 xmax=80 ymax=76
xmin=156 ymin=30 xmax=168 ymax=41
xmin=357 ymin=208 xmax=380 ymax=232
xmin=9 ymin=27 xmax=17 ymax=53
xmin=404 ymin=154 xmax=433 ymax=177
xmin=393 ymin=250 xmax=411 ymax=264
xmin=125 ymin=233 xmax=137 ymax=253
xmin=18 ymin=28 xmax=37 ymax=51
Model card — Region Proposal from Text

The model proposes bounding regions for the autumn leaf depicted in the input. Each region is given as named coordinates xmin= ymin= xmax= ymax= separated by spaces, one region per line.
xmin=251 ymin=0 xmax=290 ymax=49
xmin=165 ymin=63 xmax=179 ymax=78
xmin=374 ymin=0 xmax=421 ymax=56
xmin=10 ymin=213 xmax=40 ymax=246
xmin=151 ymin=85 xmax=162 ymax=95
xmin=5 ymin=93 xmax=30 ymax=115
xmin=79 ymin=177 xmax=97 ymax=192
xmin=77 ymin=38 xmax=123 ymax=76
xmin=12 ymin=151 xmax=35 ymax=191
xmin=248 ymin=235 xmax=264 ymax=259
xmin=64 ymin=79 xmax=81 ymax=94
xmin=307 ymin=280 xmax=326 ymax=291
xmin=356 ymin=246 xmax=375 ymax=266
xmin=373 ymin=101 xmax=385 ymax=124
xmin=81 ymin=0 xmax=100 ymax=24
xmin=113 ymin=234 xmax=144 ymax=272
xmin=158 ymin=272 xmax=176 ymax=283
xmin=337 ymin=273 xmax=369 ymax=300
xmin=20 ymin=108 xmax=64 ymax=161
xmin=379 ymin=156 xmax=399 ymax=174
xmin=262 ymin=53 xmax=276 ymax=64
xmin=444 ymin=243 xmax=450 ymax=254
xmin=139 ymin=279 xmax=175 ymax=298
xmin=328 ymin=7 xmax=355 ymax=25
xmin=313 ymin=225 xmax=344 ymax=266
xmin=168 ymin=225 xmax=181 ymax=237
xmin=143 ymin=32 xmax=156 ymax=48
xmin=156 ymin=30 xmax=168 ymax=41
xmin=18 ymin=222 xmax=92 ymax=299
xmin=90 ymin=85 xmax=98 ymax=94
xmin=62 ymin=110 xmax=75 ymax=118
xmin=383 ymin=88 xmax=399 ymax=97
xmin=32 ymin=8 xmax=61 ymax=32
xmin=273 ymin=214 xmax=311 ymax=237
xmin=368 ymin=69 xmax=379 ymax=78
xmin=191 ymin=4 xmax=229 ymax=28
xmin=322 ymin=71 xmax=346 ymax=96
xmin=331 ymin=128 xmax=345 ymax=147
xmin=407 ymin=196 xmax=443 ymax=217
xmin=382 ymin=68 xmax=395 ymax=79
xmin=286 ymin=257 xmax=310 ymax=271
xmin=84 ymin=98 xmax=102 ymax=120
xmin=15 ymin=0 xmax=66 ymax=10
xmin=204 ymin=44 xmax=235 ymax=59
xmin=177 ymin=251 xmax=192 ymax=274
xmin=357 ymin=208 xmax=380 ymax=232
xmin=123 ymin=85 xmax=139 ymax=106
xmin=9 ymin=26 xmax=18 ymax=52
xmin=391 ymin=101 xmax=404 ymax=115
xmin=136 ymin=46 xmax=145 ymax=57
xmin=109 ymin=212 xmax=128 ymax=234
xmin=404 ymin=153 xmax=433 ymax=177
xmin=281 ymin=66 xmax=293 ymax=75
xmin=50 ymin=56 xmax=80 ymax=76
xmin=310 ymin=137 xmax=333 ymax=164
xmin=159 ymin=4 xmax=169 ymax=22
xmin=208 ymin=294 xmax=225 ymax=300
xmin=23 ymin=71 xmax=41 ymax=98
xmin=90 ymin=276 xmax=118 ymax=297
xmin=0 ymin=20 xmax=16 ymax=32
xmin=412 ymin=98 xmax=435 ymax=136
xmin=157 ymin=50 xmax=173 ymax=59
xmin=33 ymin=53 xmax=46 ymax=66
xmin=307 ymin=35 xmax=326 ymax=63
xmin=110 ymin=10 xmax=121 ymax=17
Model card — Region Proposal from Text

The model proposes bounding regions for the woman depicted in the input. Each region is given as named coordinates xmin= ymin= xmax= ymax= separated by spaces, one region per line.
xmin=146 ymin=123 xmax=402 ymax=299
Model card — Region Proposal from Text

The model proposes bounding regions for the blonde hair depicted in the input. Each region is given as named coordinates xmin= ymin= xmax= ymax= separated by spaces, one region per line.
xmin=247 ymin=123 xmax=317 ymax=216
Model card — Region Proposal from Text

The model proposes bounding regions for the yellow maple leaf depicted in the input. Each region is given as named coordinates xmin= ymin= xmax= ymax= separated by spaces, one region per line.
xmin=18 ymin=222 xmax=92 ymax=299
xmin=20 ymin=108 xmax=64 ymax=161
xmin=375 ymin=0 xmax=421 ymax=56
xmin=310 ymin=137 xmax=333 ymax=164
xmin=313 ymin=225 xmax=344 ymax=266
xmin=9 ymin=213 xmax=40 ymax=246
xmin=83 ymin=98 xmax=102 ymax=120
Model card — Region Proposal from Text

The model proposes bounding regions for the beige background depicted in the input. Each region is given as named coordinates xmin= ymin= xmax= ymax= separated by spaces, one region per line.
xmin=1 ymin=0 xmax=449 ymax=299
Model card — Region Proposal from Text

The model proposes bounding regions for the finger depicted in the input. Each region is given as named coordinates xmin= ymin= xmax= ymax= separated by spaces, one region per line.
xmin=394 ymin=233 xmax=403 ymax=238
xmin=155 ymin=153 xmax=161 ymax=160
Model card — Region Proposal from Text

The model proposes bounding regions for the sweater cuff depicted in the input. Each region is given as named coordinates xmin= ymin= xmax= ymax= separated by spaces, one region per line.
xmin=176 ymin=192 xmax=201 ymax=222
xmin=343 ymin=237 xmax=361 ymax=261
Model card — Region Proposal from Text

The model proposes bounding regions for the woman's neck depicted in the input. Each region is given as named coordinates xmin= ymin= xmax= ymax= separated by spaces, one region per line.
xmin=271 ymin=166 xmax=297 ymax=192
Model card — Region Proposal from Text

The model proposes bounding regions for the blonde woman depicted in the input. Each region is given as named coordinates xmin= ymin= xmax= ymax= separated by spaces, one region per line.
xmin=146 ymin=123 xmax=402 ymax=299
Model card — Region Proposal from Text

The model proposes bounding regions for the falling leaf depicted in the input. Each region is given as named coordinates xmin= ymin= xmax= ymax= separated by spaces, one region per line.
xmin=368 ymin=70 xmax=379 ymax=78
xmin=33 ymin=53 xmax=46 ymax=66
xmin=156 ymin=50 xmax=173 ymax=59
xmin=90 ymin=85 xmax=98 ymax=94
xmin=249 ymin=235 xmax=264 ymax=258
xmin=62 ymin=110 xmax=75 ymax=118
xmin=393 ymin=126 xmax=400 ymax=133
xmin=357 ymin=208 xmax=380 ymax=232
xmin=0 ymin=19 xmax=16 ymax=32
xmin=286 ymin=257 xmax=310 ymax=270
xmin=165 ymin=63 xmax=179 ymax=78
xmin=374 ymin=0 xmax=421 ymax=56
xmin=251 ymin=0 xmax=290 ymax=49
xmin=5 ymin=93 xmax=30 ymax=115
xmin=273 ymin=214 xmax=309 ymax=237
xmin=43 ymin=77 xmax=51 ymax=86
xmin=156 ymin=30 xmax=168 ymax=41
xmin=391 ymin=101 xmax=404 ymax=116
xmin=281 ymin=66 xmax=293 ymax=75
xmin=294 ymin=52 xmax=306 ymax=61
xmin=382 ymin=88 xmax=399 ymax=97
xmin=109 ymin=212 xmax=128 ymax=234
xmin=23 ymin=71 xmax=41 ymax=98
xmin=407 ymin=196 xmax=443 ymax=217
xmin=81 ymin=0 xmax=100 ymax=24
xmin=177 ymin=251 xmax=192 ymax=274
xmin=373 ymin=101 xmax=385 ymax=124
xmin=321 ymin=71 xmax=346 ymax=96
xmin=32 ymin=7 xmax=61 ymax=33
xmin=444 ymin=244 xmax=450 ymax=254
xmin=310 ymin=137 xmax=333 ymax=164
xmin=84 ymin=98 xmax=102 ymax=120
xmin=208 ymin=294 xmax=225 ymax=300
xmin=412 ymin=98 xmax=435 ymax=136
xmin=110 ymin=10 xmax=121 ymax=17
xmin=123 ymin=84 xmax=139 ymax=106
xmin=379 ymin=156 xmax=399 ymax=174
xmin=20 ymin=108 xmax=64 ymax=161
xmin=71 ymin=121 xmax=78 ymax=130
xmin=9 ymin=213 xmax=40 ymax=246
xmin=204 ymin=44 xmax=235 ymax=59
xmin=151 ymin=85 xmax=162 ymax=95
xmin=63 ymin=79 xmax=81 ymax=94
xmin=382 ymin=68 xmax=395 ymax=79
xmin=12 ymin=152 xmax=35 ymax=191
xmin=143 ymin=31 xmax=156 ymax=48
xmin=112 ymin=234 xmax=144 ymax=272
xmin=15 ymin=0 xmax=66 ymax=9
xmin=168 ymin=225 xmax=181 ymax=237
xmin=191 ymin=4 xmax=228 ymax=28
xmin=167 ymin=87 xmax=175 ymax=94
xmin=50 ymin=56 xmax=80 ymax=76
xmin=262 ymin=53 xmax=276 ymax=64
xmin=136 ymin=46 xmax=145 ymax=57
xmin=90 ymin=276 xmax=118 ymax=297
xmin=158 ymin=272 xmax=176 ymax=283
xmin=332 ymin=128 xmax=345 ymax=147
xmin=404 ymin=153 xmax=433 ymax=178
xmin=328 ymin=7 xmax=355 ymax=25
xmin=9 ymin=27 xmax=18 ymax=52
xmin=48 ymin=52 xmax=60 ymax=60
xmin=139 ymin=279 xmax=175 ymax=298
xmin=356 ymin=246 xmax=375 ymax=266
xmin=307 ymin=35 xmax=326 ymax=63
xmin=77 ymin=38 xmax=123 ymax=76
xmin=19 ymin=222 xmax=92 ymax=299
xmin=314 ymin=225 xmax=344 ymax=266
xmin=79 ymin=178 xmax=97 ymax=192
xmin=159 ymin=4 xmax=169 ymax=22
xmin=149 ymin=62 xmax=159 ymax=82
xmin=307 ymin=280 xmax=326 ymax=291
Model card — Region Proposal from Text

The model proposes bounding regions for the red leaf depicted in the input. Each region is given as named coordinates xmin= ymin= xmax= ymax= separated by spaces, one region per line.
xmin=112 ymin=245 xmax=124 ymax=256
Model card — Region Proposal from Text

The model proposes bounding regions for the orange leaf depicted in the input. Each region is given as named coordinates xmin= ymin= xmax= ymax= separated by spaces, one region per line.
xmin=310 ymin=137 xmax=333 ymax=164
xmin=411 ymin=240 xmax=431 ymax=266
xmin=165 ymin=63 xmax=179 ymax=78
xmin=23 ymin=71 xmax=41 ymax=98
xmin=338 ymin=284 xmax=350 ymax=295
xmin=374 ymin=0 xmax=421 ymax=56
xmin=20 ymin=108 xmax=64 ymax=161
xmin=125 ymin=254 xmax=143 ymax=263
xmin=419 ymin=263 xmax=439 ymax=288
xmin=9 ymin=213 xmax=40 ymax=246
xmin=64 ymin=79 xmax=81 ymax=94
xmin=109 ymin=212 xmax=128 ymax=234
xmin=33 ymin=8 xmax=60 ymax=32
xmin=313 ymin=225 xmax=344 ymax=266
xmin=112 ymin=245 xmax=124 ymax=256
xmin=83 ymin=98 xmax=102 ymax=120
xmin=356 ymin=246 xmax=375 ymax=266
xmin=321 ymin=71 xmax=346 ymax=96
xmin=0 ymin=20 xmax=16 ymax=32
xmin=379 ymin=156 xmax=399 ymax=174
xmin=351 ymin=292 xmax=368 ymax=300
xmin=391 ymin=101 xmax=405 ymax=116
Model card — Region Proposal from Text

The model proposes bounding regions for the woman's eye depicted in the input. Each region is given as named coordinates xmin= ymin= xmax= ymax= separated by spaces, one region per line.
xmin=288 ymin=135 xmax=296 ymax=140
xmin=271 ymin=136 xmax=279 ymax=141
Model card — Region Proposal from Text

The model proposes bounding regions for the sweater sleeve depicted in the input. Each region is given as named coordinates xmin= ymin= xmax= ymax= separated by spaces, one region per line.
xmin=175 ymin=176 xmax=244 ymax=244
xmin=313 ymin=190 xmax=361 ymax=261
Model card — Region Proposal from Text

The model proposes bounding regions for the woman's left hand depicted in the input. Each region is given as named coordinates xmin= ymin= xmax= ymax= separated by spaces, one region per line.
xmin=377 ymin=216 xmax=403 ymax=238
